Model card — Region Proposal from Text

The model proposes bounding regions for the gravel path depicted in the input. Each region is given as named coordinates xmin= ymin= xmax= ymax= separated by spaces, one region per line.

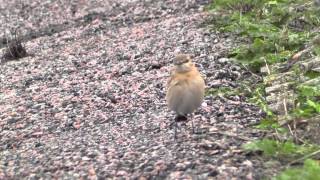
xmin=1 ymin=0 xmax=265 ymax=179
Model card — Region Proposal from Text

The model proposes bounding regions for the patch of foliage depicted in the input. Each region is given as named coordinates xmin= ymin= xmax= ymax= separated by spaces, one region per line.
xmin=254 ymin=118 xmax=287 ymax=133
xmin=207 ymin=0 xmax=320 ymax=178
xmin=249 ymin=83 xmax=274 ymax=116
xmin=305 ymin=70 xmax=320 ymax=79
xmin=208 ymin=0 xmax=320 ymax=72
xmin=243 ymin=139 xmax=318 ymax=158
xmin=275 ymin=159 xmax=320 ymax=180
xmin=293 ymin=85 xmax=320 ymax=117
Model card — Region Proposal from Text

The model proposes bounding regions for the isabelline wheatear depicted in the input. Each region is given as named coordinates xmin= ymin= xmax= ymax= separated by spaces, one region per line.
xmin=166 ymin=54 xmax=205 ymax=138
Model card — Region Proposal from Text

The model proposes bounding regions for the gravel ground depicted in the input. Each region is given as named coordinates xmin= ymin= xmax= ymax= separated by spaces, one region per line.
xmin=0 ymin=0 xmax=265 ymax=179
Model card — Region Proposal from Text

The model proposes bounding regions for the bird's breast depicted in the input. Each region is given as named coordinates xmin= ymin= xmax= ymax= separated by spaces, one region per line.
xmin=166 ymin=74 xmax=205 ymax=115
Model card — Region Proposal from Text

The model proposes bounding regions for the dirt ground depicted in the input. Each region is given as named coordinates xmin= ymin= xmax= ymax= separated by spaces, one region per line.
xmin=0 ymin=0 xmax=266 ymax=179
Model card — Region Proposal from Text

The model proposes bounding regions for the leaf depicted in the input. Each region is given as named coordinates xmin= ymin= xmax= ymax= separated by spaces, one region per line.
xmin=299 ymin=86 xmax=320 ymax=97
xmin=307 ymin=99 xmax=320 ymax=113
xmin=255 ymin=118 xmax=279 ymax=129
xmin=267 ymin=1 xmax=278 ymax=5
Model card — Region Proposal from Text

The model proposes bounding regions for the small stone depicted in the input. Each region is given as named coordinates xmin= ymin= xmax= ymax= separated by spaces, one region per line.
xmin=88 ymin=167 xmax=96 ymax=176
xmin=242 ymin=160 xmax=253 ymax=168
xmin=116 ymin=170 xmax=128 ymax=176
xmin=82 ymin=156 xmax=90 ymax=161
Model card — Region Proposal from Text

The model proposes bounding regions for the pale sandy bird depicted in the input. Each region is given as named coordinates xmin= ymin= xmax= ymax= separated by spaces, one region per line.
xmin=166 ymin=54 xmax=205 ymax=137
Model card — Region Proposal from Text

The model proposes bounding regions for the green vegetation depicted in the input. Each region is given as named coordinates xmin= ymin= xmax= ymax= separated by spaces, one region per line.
xmin=207 ymin=0 xmax=320 ymax=178
xmin=249 ymin=83 xmax=274 ymax=116
xmin=275 ymin=159 xmax=320 ymax=180
xmin=208 ymin=0 xmax=320 ymax=72
xmin=294 ymin=85 xmax=320 ymax=117
xmin=206 ymin=86 xmax=242 ymax=97
xmin=243 ymin=139 xmax=319 ymax=158
xmin=254 ymin=118 xmax=286 ymax=133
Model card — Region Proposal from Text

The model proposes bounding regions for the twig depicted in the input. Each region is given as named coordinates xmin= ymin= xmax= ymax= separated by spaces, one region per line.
xmin=239 ymin=9 xmax=242 ymax=24
xmin=280 ymin=46 xmax=313 ymax=72
xmin=274 ymin=128 xmax=281 ymax=141
xmin=292 ymin=118 xmax=301 ymax=143
xmin=283 ymin=98 xmax=288 ymax=116
xmin=287 ymin=124 xmax=294 ymax=140
xmin=263 ymin=57 xmax=271 ymax=75
xmin=241 ymin=64 xmax=262 ymax=80
xmin=287 ymin=149 xmax=320 ymax=167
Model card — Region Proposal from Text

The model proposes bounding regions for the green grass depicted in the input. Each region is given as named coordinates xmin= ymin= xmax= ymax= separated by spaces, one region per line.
xmin=243 ymin=139 xmax=319 ymax=158
xmin=275 ymin=159 xmax=320 ymax=180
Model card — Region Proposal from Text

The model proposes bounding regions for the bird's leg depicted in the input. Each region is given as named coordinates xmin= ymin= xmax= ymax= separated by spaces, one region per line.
xmin=173 ymin=114 xmax=189 ymax=139
xmin=173 ymin=115 xmax=179 ymax=140
xmin=174 ymin=120 xmax=178 ymax=140
xmin=190 ymin=113 xmax=195 ymax=134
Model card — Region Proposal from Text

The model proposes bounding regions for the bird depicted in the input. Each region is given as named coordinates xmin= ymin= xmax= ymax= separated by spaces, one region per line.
xmin=166 ymin=54 xmax=205 ymax=138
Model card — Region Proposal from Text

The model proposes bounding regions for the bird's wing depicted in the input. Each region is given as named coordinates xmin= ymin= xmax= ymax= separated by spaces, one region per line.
xmin=166 ymin=79 xmax=184 ymax=113
xmin=167 ymin=70 xmax=179 ymax=87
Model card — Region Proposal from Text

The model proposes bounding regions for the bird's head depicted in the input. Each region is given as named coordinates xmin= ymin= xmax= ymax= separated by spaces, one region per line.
xmin=173 ymin=54 xmax=193 ymax=72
